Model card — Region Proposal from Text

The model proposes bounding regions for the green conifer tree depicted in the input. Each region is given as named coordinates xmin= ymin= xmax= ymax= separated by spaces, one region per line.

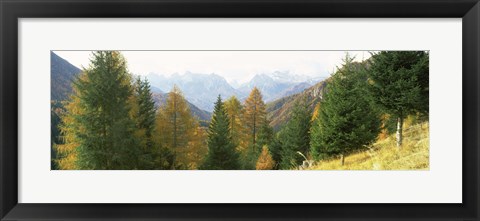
xmin=278 ymin=97 xmax=312 ymax=169
xmin=132 ymin=77 xmax=156 ymax=149
xmin=200 ymin=95 xmax=241 ymax=170
xmin=310 ymin=55 xmax=381 ymax=164
xmin=267 ymin=137 xmax=283 ymax=169
xmin=257 ymin=118 xmax=274 ymax=148
xmin=415 ymin=52 xmax=429 ymax=117
xmin=59 ymin=51 xmax=140 ymax=169
xmin=131 ymin=77 xmax=160 ymax=169
xmin=368 ymin=51 xmax=428 ymax=147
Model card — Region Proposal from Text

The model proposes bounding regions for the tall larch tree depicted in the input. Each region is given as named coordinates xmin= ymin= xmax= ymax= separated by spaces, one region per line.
xmin=156 ymin=85 xmax=198 ymax=168
xmin=243 ymin=87 xmax=267 ymax=152
xmin=55 ymin=95 xmax=82 ymax=170
xmin=200 ymin=95 xmax=241 ymax=170
xmin=368 ymin=51 xmax=428 ymax=147
xmin=184 ymin=127 xmax=208 ymax=169
xmin=278 ymin=97 xmax=312 ymax=169
xmin=242 ymin=87 xmax=269 ymax=169
xmin=51 ymin=101 xmax=66 ymax=169
xmin=310 ymin=55 xmax=381 ymax=165
xmin=56 ymin=51 xmax=140 ymax=169
xmin=223 ymin=96 xmax=245 ymax=149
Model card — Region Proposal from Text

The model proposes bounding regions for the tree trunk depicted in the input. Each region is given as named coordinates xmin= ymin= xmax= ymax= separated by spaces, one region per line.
xmin=396 ymin=117 xmax=403 ymax=148
xmin=340 ymin=154 xmax=345 ymax=166
xmin=173 ymin=96 xmax=177 ymax=149
xmin=252 ymin=112 xmax=256 ymax=152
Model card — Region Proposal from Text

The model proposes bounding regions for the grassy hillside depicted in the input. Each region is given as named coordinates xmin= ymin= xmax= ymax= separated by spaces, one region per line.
xmin=309 ymin=121 xmax=429 ymax=170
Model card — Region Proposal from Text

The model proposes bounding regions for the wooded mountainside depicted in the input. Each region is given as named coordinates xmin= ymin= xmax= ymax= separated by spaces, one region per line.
xmin=51 ymin=51 xmax=429 ymax=170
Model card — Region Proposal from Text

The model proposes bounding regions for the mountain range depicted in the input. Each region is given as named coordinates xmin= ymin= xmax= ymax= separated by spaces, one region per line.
xmin=146 ymin=71 xmax=323 ymax=112
xmin=51 ymin=52 xmax=329 ymax=127
xmin=146 ymin=72 xmax=242 ymax=112
xmin=50 ymin=52 xmax=212 ymax=121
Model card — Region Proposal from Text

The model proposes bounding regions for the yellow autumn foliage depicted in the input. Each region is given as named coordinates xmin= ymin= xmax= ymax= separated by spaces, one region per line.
xmin=256 ymin=145 xmax=275 ymax=170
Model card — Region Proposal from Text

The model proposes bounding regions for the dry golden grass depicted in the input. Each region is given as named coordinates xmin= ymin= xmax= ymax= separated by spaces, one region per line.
xmin=309 ymin=121 xmax=429 ymax=170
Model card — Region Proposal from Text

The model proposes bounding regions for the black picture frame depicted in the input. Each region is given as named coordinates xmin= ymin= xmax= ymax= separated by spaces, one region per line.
xmin=1 ymin=0 xmax=479 ymax=220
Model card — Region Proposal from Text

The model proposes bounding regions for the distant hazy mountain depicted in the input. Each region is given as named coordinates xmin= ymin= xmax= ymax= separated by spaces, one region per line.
xmin=51 ymin=52 xmax=82 ymax=101
xmin=271 ymin=82 xmax=312 ymax=100
xmin=238 ymin=71 xmax=322 ymax=102
xmin=270 ymin=70 xmax=314 ymax=83
xmin=238 ymin=73 xmax=292 ymax=101
xmin=270 ymin=70 xmax=326 ymax=85
xmin=228 ymin=79 xmax=242 ymax=89
xmin=147 ymin=72 xmax=241 ymax=111
xmin=150 ymin=86 xmax=164 ymax=94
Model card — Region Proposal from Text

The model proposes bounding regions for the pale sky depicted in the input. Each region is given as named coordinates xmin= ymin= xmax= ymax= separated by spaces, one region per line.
xmin=53 ymin=50 xmax=372 ymax=84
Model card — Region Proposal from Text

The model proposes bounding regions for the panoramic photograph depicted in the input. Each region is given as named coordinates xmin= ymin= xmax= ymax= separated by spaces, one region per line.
xmin=51 ymin=50 xmax=429 ymax=170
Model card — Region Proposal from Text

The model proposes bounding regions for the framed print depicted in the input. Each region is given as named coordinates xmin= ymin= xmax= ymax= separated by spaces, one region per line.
xmin=1 ymin=0 xmax=479 ymax=220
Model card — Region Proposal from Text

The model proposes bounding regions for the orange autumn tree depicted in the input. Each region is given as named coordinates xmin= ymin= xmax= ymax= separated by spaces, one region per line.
xmin=256 ymin=145 xmax=275 ymax=170
xmin=242 ymin=87 xmax=273 ymax=169
xmin=243 ymin=87 xmax=267 ymax=152
xmin=224 ymin=96 xmax=246 ymax=151
xmin=55 ymin=97 xmax=82 ymax=170
xmin=156 ymin=85 xmax=202 ymax=169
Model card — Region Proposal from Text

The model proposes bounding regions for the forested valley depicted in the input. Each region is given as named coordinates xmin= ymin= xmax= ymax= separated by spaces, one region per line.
xmin=51 ymin=51 xmax=429 ymax=170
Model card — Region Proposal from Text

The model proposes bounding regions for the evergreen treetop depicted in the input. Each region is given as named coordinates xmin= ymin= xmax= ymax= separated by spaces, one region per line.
xmin=200 ymin=95 xmax=240 ymax=170
xmin=58 ymin=51 xmax=140 ymax=169
xmin=278 ymin=96 xmax=312 ymax=169
xmin=311 ymin=55 xmax=380 ymax=161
